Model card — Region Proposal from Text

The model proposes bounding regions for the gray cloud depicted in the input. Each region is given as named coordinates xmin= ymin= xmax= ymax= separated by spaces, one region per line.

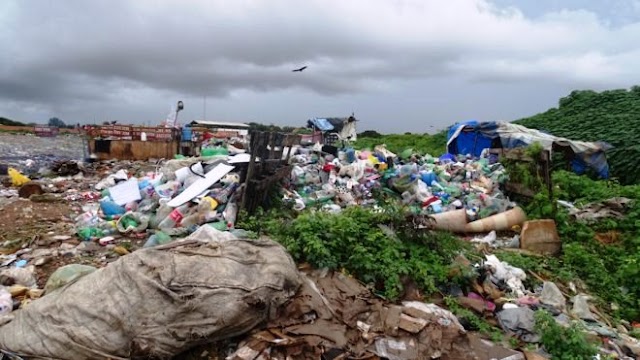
xmin=1 ymin=0 xmax=639 ymax=131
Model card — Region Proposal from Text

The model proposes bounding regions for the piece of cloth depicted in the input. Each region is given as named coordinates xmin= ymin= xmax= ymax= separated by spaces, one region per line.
xmin=497 ymin=307 xmax=540 ymax=343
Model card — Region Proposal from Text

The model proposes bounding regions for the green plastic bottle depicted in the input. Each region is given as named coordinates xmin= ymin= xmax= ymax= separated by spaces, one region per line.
xmin=208 ymin=221 xmax=229 ymax=231
xmin=77 ymin=227 xmax=104 ymax=241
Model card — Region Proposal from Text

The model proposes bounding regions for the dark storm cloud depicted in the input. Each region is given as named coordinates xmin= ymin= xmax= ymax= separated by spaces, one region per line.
xmin=0 ymin=0 xmax=639 ymax=130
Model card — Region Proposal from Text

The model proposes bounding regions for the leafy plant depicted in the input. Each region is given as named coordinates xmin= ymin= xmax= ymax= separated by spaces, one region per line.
xmin=516 ymin=170 xmax=640 ymax=321
xmin=534 ymin=310 xmax=598 ymax=359
xmin=353 ymin=131 xmax=447 ymax=157
xmin=242 ymin=205 xmax=471 ymax=300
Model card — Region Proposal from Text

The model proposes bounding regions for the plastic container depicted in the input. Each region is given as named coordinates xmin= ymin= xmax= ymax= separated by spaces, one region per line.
xmin=181 ymin=126 xmax=193 ymax=141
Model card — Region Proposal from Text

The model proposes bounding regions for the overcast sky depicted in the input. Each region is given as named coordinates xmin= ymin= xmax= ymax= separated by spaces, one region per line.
xmin=1 ymin=0 xmax=639 ymax=133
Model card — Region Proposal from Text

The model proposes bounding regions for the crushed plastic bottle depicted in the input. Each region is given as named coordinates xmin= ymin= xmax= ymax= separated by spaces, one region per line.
xmin=143 ymin=231 xmax=172 ymax=248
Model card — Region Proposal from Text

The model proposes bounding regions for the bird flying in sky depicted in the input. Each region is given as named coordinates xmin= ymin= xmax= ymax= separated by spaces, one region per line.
xmin=292 ymin=66 xmax=307 ymax=72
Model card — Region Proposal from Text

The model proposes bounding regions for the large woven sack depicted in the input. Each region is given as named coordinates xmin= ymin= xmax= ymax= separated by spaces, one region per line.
xmin=0 ymin=227 xmax=301 ymax=359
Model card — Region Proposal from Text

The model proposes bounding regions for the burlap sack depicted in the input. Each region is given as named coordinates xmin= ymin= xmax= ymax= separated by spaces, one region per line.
xmin=0 ymin=227 xmax=301 ymax=359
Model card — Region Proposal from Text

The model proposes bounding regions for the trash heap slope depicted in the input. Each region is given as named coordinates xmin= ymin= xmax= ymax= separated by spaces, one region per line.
xmin=514 ymin=87 xmax=640 ymax=184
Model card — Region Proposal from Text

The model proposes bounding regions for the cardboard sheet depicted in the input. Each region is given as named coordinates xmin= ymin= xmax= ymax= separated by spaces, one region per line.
xmin=108 ymin=178 xmax=141 ymax=206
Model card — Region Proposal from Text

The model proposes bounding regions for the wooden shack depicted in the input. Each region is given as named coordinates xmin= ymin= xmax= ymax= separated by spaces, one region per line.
xmin=85 ymin=125 xmax=180 ymax=160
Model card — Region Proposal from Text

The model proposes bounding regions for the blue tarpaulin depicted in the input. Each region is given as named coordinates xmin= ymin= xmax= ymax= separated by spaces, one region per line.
xmin=307 ymin=118 xmax=335 ymax=132
xmin=446 ymin=121 xmax=611 ymax=179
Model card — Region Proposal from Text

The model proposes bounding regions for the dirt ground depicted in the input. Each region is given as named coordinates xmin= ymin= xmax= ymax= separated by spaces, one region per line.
xmin=0 ymin=199 xmax=75 ymax=248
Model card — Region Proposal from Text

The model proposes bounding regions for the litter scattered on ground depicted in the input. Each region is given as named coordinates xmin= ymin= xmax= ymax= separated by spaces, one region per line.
xmin=564 ymin=197 xmax=634 ymax=223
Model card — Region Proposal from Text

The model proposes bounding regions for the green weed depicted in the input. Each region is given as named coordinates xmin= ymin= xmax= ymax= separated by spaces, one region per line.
xmin=534 ymin=310 xmax=598 ymax=359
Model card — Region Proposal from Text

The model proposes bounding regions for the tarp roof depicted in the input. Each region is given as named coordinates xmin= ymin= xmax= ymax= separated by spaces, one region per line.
xmin=447 ymin=121 xmax=612 ymax=178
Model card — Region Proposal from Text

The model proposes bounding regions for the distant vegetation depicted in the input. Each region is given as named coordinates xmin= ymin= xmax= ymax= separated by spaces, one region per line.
xmin=0 ymin=117 xmax=26 ymax=126
xmin=247 ymin=122 xmax=311 ymax=134
xmin=515 ymin=87 xmax=640 ymax=184
xmin=354 ymin=131 xmax=447 ymax=156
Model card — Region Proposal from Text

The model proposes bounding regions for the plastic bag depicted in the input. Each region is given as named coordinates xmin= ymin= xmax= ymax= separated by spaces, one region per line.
xmin=116 ymin=212 xmax=149 ymax=234
xmin=44 ymin=264 xmax=97 ymax=294
xmin=8 ymin=168 xmax=30 ymax=187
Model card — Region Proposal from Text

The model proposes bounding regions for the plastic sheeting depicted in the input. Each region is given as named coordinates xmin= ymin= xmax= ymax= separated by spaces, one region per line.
xmin=447 ymin=121 xmax=611 ymax=179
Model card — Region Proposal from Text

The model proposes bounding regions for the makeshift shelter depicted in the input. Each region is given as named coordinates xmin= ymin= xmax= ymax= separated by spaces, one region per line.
xmin=306 ymin=115 xmax=358 ymax=144
xmin=190 ymin=120 xmax=250 ymax=138
xmin=447 ymin=121 xmax=612 ymax=178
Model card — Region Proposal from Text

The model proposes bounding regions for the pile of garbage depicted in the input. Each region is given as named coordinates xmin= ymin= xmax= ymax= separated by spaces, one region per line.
xmin=285 ymin=145 xmax=524 ymax=232
xmin=3 ymin=130 xmax=640 ymax=359
xmin=73 ymin=155 xmax=250 ymax=248
xmin=445 ymin=253 xmax=640 ymax=358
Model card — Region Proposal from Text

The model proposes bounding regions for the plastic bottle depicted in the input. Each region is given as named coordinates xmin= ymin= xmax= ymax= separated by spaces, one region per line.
xmin=421 ymin=171 xmax=437 ymax=186
xmin=158 ymin=203 xmax=191 ymax=229
xmin=0 ymin=288 xmax=12 ymax=315
xmin=97 ymin=220 xmax=117 ymax=235
xmin=214 ymin=183 xmax=238 ymax=204
xmin=77 ymin=227 xmax=104 ymax=241
xmin=120 ymin=215 xmax=139 ymax=231
xmin=151 ymin=199 xmax=173 ymax=228
xmin=124 ymin=201 xmax=139 ymax=212
xmin=143 ymin=231 xmax=172 ymax=248
xmin=223 ymin=201 xmax=238 ymax=228
xmin=100 ymin=200 xmax=126 ymax=217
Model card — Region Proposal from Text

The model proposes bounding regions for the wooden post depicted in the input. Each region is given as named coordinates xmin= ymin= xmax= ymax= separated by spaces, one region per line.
xmin=543 ymin=150 xmax=556 ymax=218
xmin=241 ymin=131 xmax=259 ymax=212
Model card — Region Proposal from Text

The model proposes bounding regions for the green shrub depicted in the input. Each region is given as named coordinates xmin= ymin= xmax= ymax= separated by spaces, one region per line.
xmin=534 ymin=310 xmax=598 ymax=359
xmin=240 ymin=205 xmax=470 ymax=300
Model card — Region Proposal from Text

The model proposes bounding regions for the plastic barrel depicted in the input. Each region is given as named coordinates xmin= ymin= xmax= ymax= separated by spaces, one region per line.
xmin=181 ymin=127 xmax=193 ymax=141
